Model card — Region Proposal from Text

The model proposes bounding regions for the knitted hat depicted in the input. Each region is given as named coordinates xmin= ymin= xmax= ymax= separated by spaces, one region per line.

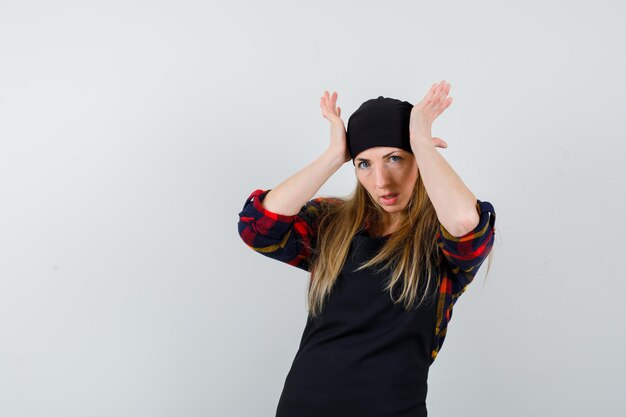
xmin=346 ymin=96 xmax=414 ymax=165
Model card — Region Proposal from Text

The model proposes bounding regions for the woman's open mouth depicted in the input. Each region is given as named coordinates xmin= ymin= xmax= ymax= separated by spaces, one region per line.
xmin=380 ymin=193 xmax=399 ymax=205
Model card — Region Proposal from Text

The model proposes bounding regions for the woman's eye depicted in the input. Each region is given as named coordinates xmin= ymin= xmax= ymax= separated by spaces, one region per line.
xmin=358 ymin=156 xmax=401 ymax=169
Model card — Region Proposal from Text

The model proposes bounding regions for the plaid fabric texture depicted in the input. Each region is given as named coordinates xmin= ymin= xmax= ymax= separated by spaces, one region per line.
xmin=238 ymin=188 xmax=496 ymax=362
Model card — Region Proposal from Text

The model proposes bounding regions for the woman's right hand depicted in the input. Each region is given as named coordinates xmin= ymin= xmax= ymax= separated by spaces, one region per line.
xmin=320 ymin=90 xmax=351 ymax=164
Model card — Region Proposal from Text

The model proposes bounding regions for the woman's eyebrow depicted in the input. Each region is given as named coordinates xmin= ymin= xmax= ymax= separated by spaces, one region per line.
xmin=356 ymin=151 xmax=399 ymax=162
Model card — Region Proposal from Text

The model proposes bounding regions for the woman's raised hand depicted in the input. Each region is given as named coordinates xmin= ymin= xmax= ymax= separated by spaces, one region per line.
xmin=409 ymin=80 xmax=452 ymax=149
xmin=320 ymin=90 xmax=351 ymax=164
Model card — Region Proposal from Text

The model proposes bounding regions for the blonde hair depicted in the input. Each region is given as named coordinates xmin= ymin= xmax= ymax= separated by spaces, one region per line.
xmin=305 ymin=172 xmax=493 ymax=318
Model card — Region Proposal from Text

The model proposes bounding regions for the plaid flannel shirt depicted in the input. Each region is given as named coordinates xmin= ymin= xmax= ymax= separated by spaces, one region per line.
xmin=237 ymin=188 xmax=496 ymax=362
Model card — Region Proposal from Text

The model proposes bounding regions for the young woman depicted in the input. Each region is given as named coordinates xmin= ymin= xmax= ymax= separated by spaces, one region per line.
xmin=237 ymin=81 xmax=496 ymax=417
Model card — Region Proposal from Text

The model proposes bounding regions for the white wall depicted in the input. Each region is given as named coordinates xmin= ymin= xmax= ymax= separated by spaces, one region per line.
xmin=1 ymin=0 xmax=624 ymax=416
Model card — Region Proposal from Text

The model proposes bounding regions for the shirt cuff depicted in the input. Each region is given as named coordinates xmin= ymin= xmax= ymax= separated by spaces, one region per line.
xmin=238 ymin=189 xmax=297 ymax=237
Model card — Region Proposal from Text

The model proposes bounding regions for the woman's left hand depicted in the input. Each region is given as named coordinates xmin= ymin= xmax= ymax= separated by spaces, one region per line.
xmin=409 ymin=80 xmax=453 ymax=148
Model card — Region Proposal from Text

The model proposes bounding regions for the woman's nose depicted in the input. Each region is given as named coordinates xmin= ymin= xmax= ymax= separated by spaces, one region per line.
xmin=374 ymin=166 xmax=391 ymax=187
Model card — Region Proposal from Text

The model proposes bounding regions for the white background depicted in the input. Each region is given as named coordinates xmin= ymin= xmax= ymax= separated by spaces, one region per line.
xmin=1 ymin=0 xmax=625 ymax=416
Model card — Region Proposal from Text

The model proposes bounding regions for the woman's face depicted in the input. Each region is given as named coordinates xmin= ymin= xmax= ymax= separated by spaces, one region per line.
xmin=354 ymin=146 xmax=417 ymax=216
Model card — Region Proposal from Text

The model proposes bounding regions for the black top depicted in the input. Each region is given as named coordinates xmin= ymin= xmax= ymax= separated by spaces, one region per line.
xmin=275 ymin=229 xmax=438 ymax=417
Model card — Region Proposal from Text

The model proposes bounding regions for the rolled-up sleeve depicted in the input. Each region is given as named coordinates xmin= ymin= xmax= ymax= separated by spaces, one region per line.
xmin=435 ymin=199 xmax=496 ymax=296
xmin=237 ymin=188 xmax=338 ymax=272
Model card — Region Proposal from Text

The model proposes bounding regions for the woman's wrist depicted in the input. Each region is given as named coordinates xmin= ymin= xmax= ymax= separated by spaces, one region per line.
xmin=322 ymin=149 xmax=348 ymax=169
xmin=410 ymin=134 xmax=434 ymax=150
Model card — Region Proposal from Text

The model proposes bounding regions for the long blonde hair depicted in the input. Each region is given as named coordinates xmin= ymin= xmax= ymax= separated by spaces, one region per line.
xmin=305 ymin=171 xmax=449 ymax=318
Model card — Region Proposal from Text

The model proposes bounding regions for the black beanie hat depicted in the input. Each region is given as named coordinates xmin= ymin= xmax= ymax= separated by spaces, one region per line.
xmin=346 ymin=96 xmax=414 ymax=166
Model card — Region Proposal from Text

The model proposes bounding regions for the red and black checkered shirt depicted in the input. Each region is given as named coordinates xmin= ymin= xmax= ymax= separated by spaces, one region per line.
xmin=237 ymin=188 xmax=496 ymax=362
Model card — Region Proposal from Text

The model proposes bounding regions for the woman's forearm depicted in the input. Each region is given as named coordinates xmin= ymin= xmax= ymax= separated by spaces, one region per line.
xmin=261 ymin=150 xmax=345 ymax=216
xmin=410 ymin=137 xmax=479 ymax=237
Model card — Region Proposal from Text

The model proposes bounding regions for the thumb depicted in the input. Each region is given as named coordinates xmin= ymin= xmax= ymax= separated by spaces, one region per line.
xmin=432 ymin=136 xmax=448 ymax=148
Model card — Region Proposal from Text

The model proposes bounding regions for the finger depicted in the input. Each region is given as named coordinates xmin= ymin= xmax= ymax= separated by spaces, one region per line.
xmin=320 ymin=97 xmax=327 ymax=114
xmin=442 ymin=83 xmax=451 ymax=97
xmin=432 ymin=106 xmax=446 ymax=120
xmin=438 ymin=80 xmax=449 ymax=95
xmin=438 ymin=83 xmax=451 ymax=101
xmin=434 ymin=87 xmax=450 ymax=106
xmin=427 ymin=82 xmax=444 ymax=106
xmin=433 ymin=137 xmax=448 ymax=148
xmin=437 ymin=97 xmax=453 ymax=112
xmin=424 ymin=83 xmax=437 ymax=102
xmin=434 ymin=81 xmax=448 ymax=100
xmin=418 ymin=84 xmax=436 ymax=107
xmin=433 ymin=81 xmax=444 ymax=96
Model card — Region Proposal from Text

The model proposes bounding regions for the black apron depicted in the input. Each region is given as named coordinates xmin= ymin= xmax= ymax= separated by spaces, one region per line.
xmin=275 ymin=229 xmax=438 ymax=417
